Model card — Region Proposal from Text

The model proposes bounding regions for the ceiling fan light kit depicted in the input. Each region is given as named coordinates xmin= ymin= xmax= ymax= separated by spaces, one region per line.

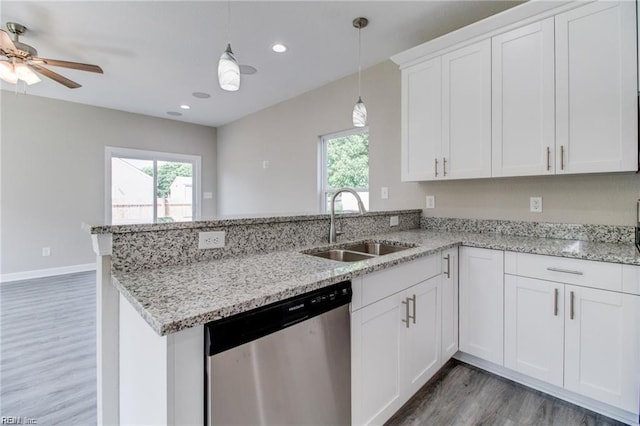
xmin=0 ymin=21 xmax=103 ymax=89
xmin=352 ymin=17 xmax=368 ymax=128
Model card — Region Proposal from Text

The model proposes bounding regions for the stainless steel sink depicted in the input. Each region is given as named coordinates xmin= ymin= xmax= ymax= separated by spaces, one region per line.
xmin=303 ymin=240 xmax=415 ymax=262
xmin=310 ymin=249 xmax=376 ymax=262
xmin=342 ymin=241 xmax=411 ymax=256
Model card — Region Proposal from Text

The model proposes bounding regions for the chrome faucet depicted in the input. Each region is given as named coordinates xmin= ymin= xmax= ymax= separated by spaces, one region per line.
xmin=329 ymin=188 xmax=367 ymax=244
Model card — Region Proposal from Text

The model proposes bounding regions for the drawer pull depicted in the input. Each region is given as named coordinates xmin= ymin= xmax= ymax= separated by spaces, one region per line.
xmin=553 ymin=288 xmax=559 ymax=316
xmin=570 ymin=291 xmax=575 ymax=320
xmin=444 ymin=254 xmax=451 ymax=279
xmin=401 ymin=298 xmax=410 ymax=328
xmin=434 ymin=158 xmax=439 ymax=177
xmin=546 ymin=267 xmax=583 ymax=276
xmin=546 ymin=146 xmax=551 ymax=171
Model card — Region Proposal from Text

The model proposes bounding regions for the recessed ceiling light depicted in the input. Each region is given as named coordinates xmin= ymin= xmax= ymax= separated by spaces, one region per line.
xmin=167 ymin=111 xmax=182 ymax=116
xmin=272 ymin=43 xmax=287 ymax=53
xmin=192 ymin=92 xmax=211 ymax=99
xmin=180 ymin=104 xmax=191 ymax=110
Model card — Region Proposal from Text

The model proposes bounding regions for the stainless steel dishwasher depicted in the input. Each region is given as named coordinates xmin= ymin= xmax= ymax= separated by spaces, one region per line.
xmin=204 ymin=280 xmax=352 ymax=426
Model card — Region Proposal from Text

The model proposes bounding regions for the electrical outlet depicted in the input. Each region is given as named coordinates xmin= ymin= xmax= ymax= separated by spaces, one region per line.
xmin=42 ymin=247 xmax=51 ymax=257
xmin=198 ymin=231 xmax=226 ymax=249
xmin=381 ymin=187 xmax=389 ymax=200
xmin=426 ymin=195 xmax=435 ymax=209
xmin=390 ymin=216 xmax=399 ymax=226
xmin=530 ymin=197 xmax=543 ymax=213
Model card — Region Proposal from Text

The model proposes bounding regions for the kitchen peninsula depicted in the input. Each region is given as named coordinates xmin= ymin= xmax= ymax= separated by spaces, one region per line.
xmin=91 ymin=211 xmax=640 ymax=425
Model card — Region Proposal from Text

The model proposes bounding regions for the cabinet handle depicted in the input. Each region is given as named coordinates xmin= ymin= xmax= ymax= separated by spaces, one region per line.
xmin=434 ymin=158 xmax=438 ymax=177
xmin=401 ymin=298 xmax=410 ymax=328
xmin=443 ymin=157 xmax=447 ymax=176
xmin=444 ymin=254 xmax=451 ymax=278
xmin=553 ymin=288 xmax=559 ymax=316
xmin=546 ymin=147 xmax=551 ymax=171
xmin=560 ymin=145 xmax=565 ymax=170
xmin=409 ymin=294 xmax=416 ymax=324
xmin=570 ymin=291 xmax=575 ymax=320
xmin=546 ymin=267 xmax=583 ymax=276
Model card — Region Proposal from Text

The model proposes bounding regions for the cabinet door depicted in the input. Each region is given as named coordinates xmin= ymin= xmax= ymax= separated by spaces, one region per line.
xmin=403 ymin=276 xmax=441 ymax=397
xmin=492 ymin=18 xmax=555 ymax=177
xmin=459 ymin=247 xmax=504 ymax=365
xmin=401 ymin=57 xmax=442 ymax=181
xmin=442 ymin=39 xmax=492 ymax=179
xmin=441 ymin=248 xmax=459 ymax=362
xmin=351 ymin=292 xmax=405 ymax=426
xmin=504 ymin=275 xmax=564 ymax=387
xmin=564 ymin=285 xmax=640 ymax=413
xmin=555 ymin=1 xmax=638 ymax=174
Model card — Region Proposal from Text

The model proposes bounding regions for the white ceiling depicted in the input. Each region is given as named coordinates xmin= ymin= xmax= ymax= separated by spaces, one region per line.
xmin=0 ymin=1 xmax=522 ymax=127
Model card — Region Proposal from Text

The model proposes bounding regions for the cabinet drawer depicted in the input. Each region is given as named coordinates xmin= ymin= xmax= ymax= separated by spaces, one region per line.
xmin=505 ymin=251 xmax=622 ymax=292
xmin=353 ymin=255 xmax=440 ymax=311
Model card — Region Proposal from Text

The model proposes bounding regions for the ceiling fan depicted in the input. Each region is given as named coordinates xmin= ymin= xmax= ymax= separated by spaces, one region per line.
xmin=0 ymin=22 xmax=103 ymax=89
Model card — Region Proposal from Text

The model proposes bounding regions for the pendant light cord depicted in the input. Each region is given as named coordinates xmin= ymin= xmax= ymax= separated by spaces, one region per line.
xmin=357 ymin=26 xmax=362 ymax=98
xmin=226 ymin=0 xmax=231 ymax=44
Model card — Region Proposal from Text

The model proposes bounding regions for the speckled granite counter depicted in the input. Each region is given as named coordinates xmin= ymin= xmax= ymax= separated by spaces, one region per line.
xmin=112 ymin=229 xmax=640 ymax=336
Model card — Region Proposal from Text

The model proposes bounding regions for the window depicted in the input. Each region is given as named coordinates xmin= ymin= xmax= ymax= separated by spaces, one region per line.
xmin=106 ymin=147 xmax=201 ymax=224
xmin=319 ymin=128 xmax=369 ymax=213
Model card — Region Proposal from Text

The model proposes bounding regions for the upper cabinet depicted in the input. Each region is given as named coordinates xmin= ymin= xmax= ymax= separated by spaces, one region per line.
xmin=442 ymin=40 xmax=492 ymax=180
xmin=555 ymin=1 xmax=638 ymax=174
xmin=492 ymin=18 xmax=555 ymax=177
xmin=394 ymin=0 xmax=638 ymax=182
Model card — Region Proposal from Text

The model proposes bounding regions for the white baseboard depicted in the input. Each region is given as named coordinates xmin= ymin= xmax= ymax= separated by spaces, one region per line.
xmin=0 ymin=263 xmax=96 ymax=283
xmin=454 ymin=352 xmax=639 ymax=426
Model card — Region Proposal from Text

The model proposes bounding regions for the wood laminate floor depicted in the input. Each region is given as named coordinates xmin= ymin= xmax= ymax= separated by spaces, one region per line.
xmin=387 ymin=360 xmax=628 ymax=426
xmin=0 ymin=272 xmax=97 ymax=425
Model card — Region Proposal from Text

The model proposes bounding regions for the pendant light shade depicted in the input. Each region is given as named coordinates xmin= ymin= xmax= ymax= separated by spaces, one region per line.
xmin=352 ymin=17 xmax=368 ymax=128
xmin=218 ymin=43 xmax=240 ymax=91
xmin=353 ymin=96 xmax=367 ymax=128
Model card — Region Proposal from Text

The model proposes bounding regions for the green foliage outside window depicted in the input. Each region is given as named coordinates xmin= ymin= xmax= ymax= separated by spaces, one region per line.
xmin=142 ymin=163 xmax=193 ymax=198
xmin=327 ymin=132 xmax=369 ymax=189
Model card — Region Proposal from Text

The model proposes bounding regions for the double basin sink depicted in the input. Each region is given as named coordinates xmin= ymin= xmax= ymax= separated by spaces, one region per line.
xmin=303 ymin=240 xmax=416 ymax=262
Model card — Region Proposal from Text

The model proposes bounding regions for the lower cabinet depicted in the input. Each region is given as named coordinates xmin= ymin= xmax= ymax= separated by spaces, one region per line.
xmin=503 ymin=251 xmax=640 ymax=415
xmin=351 ymin=250 xmax=457 ymax=426
xmin=459 ymin=247 xmax=504 ymax=365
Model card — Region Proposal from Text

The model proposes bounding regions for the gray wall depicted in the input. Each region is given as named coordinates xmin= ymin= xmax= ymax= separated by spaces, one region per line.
xmin=217 ymin=60 xmax=424 ymax=216
xmin=217 ymin=59 xmax=640 ymax=226
xmin=1 ymin=93 xmax=217 ymax=276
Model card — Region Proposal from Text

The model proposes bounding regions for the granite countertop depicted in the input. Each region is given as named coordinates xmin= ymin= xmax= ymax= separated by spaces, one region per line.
xmin=112 ymin=229 xmax=640 ymax=336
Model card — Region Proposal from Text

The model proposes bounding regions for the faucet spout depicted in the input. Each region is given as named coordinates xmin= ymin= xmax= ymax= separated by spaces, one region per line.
xmin=329 ymin=188 xmax=367 ymax=244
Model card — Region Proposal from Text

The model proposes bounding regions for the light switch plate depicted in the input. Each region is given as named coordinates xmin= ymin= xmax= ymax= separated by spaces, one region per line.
xmin=381 ymin=187 xmax=389 ymax=200
xmin=199 ymin=231 xmax=226 ymax=249
xmin=426 ymin=195 xmax=435 ymax=209
xmin=530 ymin=197 xmax=543 ymax=213
xmin=390 ymin=216 xmax=399 ymax=226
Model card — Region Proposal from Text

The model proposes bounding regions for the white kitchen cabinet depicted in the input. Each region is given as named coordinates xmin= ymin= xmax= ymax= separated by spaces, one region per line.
xmin=440 ymin=247 xmax=458 ymax=362
xmin=555 ymin=1 xmax=638 ymax=174
xmin=351 ymin=291 xmax=405 ymax=425
xmin=492 ymin=18 xmax=555 ymax=177
xmin=351 ymin=275 xmax=441 ymax=426
xmin=401 ymin=57 xmax=441 ymax=181
xmin=504 ymin=275 xmax=564 ymax=387
xmin=459 ymin=247 xmax=504 ymax=365
xmin=564 ymin=285 xmax=640 ymax=413
xmin=504 ymin=251 xmax=640 ymax=415
xmin=441 ymin=39 xmax=492 ymax=180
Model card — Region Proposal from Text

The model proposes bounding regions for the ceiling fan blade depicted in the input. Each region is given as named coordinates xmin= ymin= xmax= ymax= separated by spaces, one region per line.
xmin=33 ymin=57 xmax=103 ymax=74
xmin=0 ymin=29 xmax=16 ymax=52
xmin=30 ymin=63 xmax=81 ymax=88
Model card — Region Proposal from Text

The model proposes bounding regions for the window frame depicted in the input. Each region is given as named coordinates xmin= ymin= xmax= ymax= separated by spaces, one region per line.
xmin=318 ymin=126 xmax=370 ymax=213
xmin=105 ymin=146 xmax=202 ymax=224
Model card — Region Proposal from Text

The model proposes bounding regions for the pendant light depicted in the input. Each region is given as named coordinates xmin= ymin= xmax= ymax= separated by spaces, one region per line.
xmin=218 ymin=0 xmax=240 ymax=91
xmin=352 ymin=17 xmax=368 ymax=128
